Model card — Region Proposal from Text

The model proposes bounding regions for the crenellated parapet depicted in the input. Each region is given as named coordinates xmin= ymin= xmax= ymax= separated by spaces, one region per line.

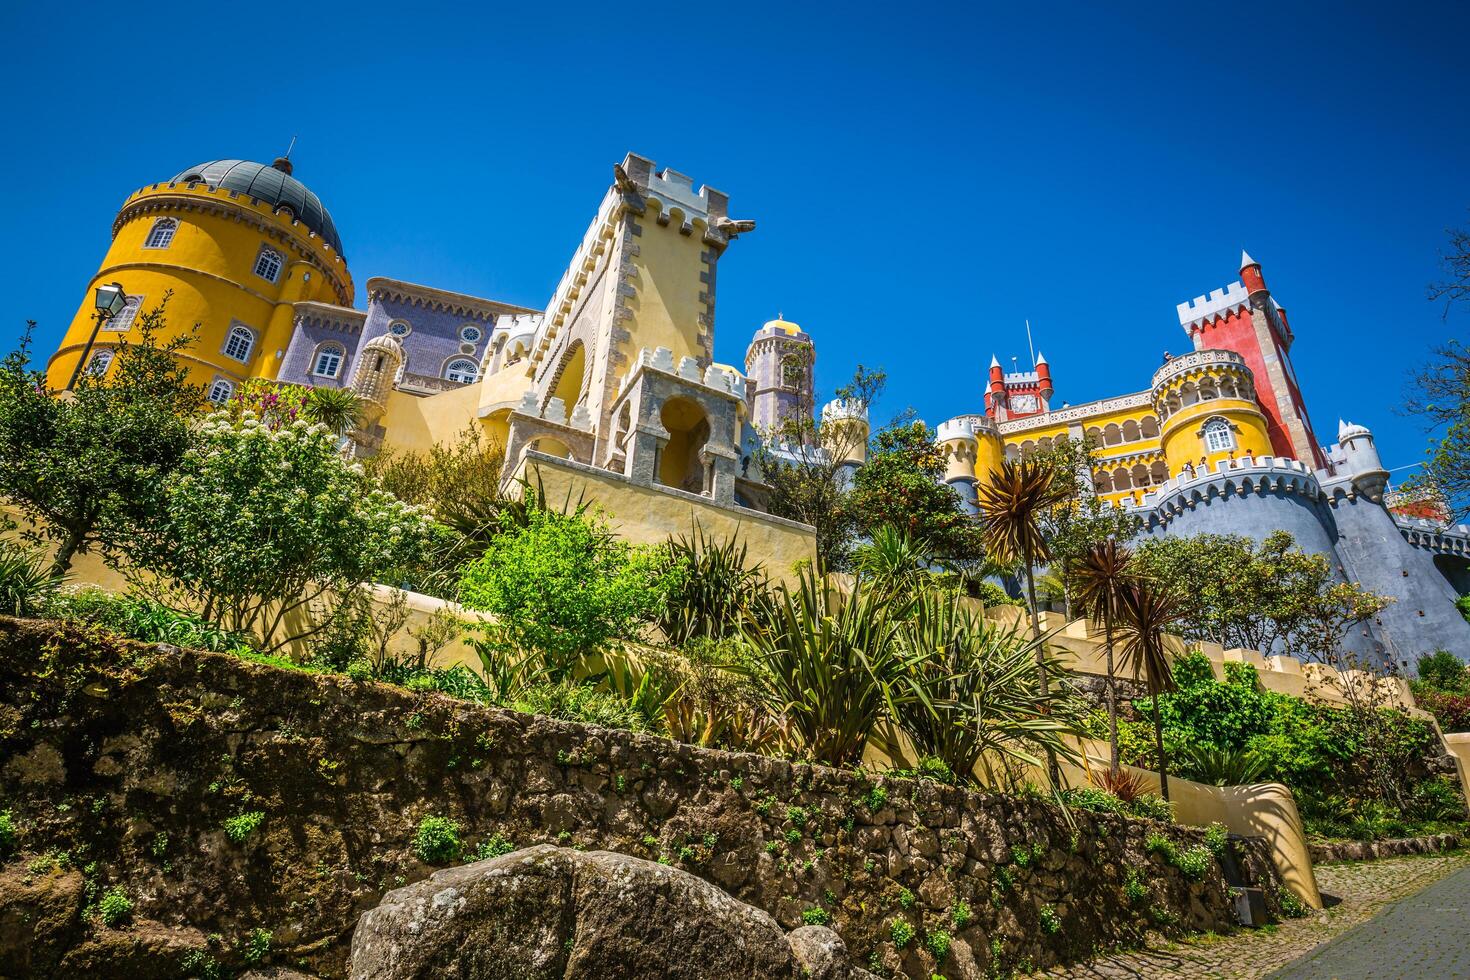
xmin=1176 ymin=280 xmax=1250 ymax=334
xmin=1392 ymin=514 xmax=1470 ymax=558
xmin=1131 ymin=454 xmax=1323 ymax=526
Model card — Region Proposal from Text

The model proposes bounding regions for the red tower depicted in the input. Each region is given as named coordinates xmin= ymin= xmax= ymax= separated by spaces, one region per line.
xmin=985 ymin=352 xmax=1052 ymax=422
xmin=1175 ymin=252 xmax=1324 ymax=467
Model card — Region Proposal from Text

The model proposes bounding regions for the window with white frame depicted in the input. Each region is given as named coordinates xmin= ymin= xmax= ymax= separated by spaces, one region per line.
xmin=313 ymin=344 xmax=344 ymax=378
xmin=460 ymin=324 xmax=482 ymax=343
xmin=443 ymin=358 xmax=478 ymax=384
xmin=1202 ymin=417 xmax=1234 ymax=453
xmin=104 ymin=294 xmax=143 ymax=332
xmin=208 ymin=378 xmax=235 ymax=404
xmin=144 ymin=218 xmax=177 ymax=249
xmin=253 ymin=246 xmax=284 ymax=283
xmin=87 ymin=349 xmax=114 ymax=376
xmin=223 ymin=323 xmax=255 ymax=362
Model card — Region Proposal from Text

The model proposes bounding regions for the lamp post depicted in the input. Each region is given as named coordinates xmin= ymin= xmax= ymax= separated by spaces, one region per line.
xmin=65 ymin=282 xmax=128 ymax=391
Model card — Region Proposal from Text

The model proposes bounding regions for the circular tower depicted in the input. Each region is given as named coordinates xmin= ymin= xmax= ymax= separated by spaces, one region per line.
xmin=1152 ymin=349 xmax=1273 ymax=478
xmin=744 ymin=316 xmax=815 ymax=439
xmin=47 ymin=158 xmax=353 ymax=399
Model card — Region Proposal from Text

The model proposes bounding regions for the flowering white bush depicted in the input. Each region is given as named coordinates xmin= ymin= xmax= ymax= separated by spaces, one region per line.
xmin=122 ymin=412 xmax=437 ymax=651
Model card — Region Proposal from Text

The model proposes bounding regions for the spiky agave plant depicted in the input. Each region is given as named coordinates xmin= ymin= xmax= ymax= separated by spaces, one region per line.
xmin=1072 ymin=540 xmax=1134 ymax=777
xmin=893 ymin=590 xmax=1082 ymax=785
xmin=653 ymin=524 xmax=770 ymax=646
xmin=1114 ymin=578 xmax=1186 ymax=801
xmin=737 ymin=569 xmax=920 ymax=767
xmin=853 ymin=523 xmax=943 ymax=599
xmin=975 ymin=459 xmax=1069 ymax=684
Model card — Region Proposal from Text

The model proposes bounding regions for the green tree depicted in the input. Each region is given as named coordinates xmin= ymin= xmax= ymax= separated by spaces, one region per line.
xmin=1131 ymin=530 xmax=1390 ymax=660
xmin=1073 ymin=540 xmax=1134 ymax=776
xmin=121 ymin=412 xmax=437 ymax=652
xmin=757 ymin=364 xmax=885 ymax=572
xmin=1115 ymin=578 xmax=1186 ymax=801
xmin=0 ymin=301 xmax=203 ymax=575
xmin=849 ymin=420 xmax=985 ymax=562
xmin=1402 ymin=339 xmax=1470 ymax=521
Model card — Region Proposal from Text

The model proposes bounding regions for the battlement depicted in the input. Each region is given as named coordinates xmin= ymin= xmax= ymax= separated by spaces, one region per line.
xmin=1004 ymin=370 xmax=1040 ymax=385
xmin=1152 ymin=348 xmax=1251 ymax=390
xmin=639 ymin=161 xmax=729 ymax=223
xmin=614 ymin=346 xmax=746 ymax=402
xmin=821 ymin=398 xmax=869 ymax=424
xmin=937 ymin=418 xmax=977 ymax=443
xmin=1130 ymin=453 xmax=1322 ymax=521
xmin=1177 ymin=280 xmax=1250 ymax=331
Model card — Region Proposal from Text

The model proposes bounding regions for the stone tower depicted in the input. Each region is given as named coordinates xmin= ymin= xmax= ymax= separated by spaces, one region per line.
xmin=745 ymin=317 xmax=815 ymax=439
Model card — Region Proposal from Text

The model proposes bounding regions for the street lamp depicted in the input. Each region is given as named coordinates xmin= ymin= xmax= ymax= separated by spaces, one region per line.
xmin=65 ymin=281 xmax=128 ymax=391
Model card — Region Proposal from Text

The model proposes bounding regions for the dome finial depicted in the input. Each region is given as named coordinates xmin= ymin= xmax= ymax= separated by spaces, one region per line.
xmin=273 ymin=135 xmax=297 ymax=175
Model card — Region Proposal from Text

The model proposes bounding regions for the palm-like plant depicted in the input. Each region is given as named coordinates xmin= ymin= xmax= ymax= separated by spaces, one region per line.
xmin=1114 ymin=578 xmax=1186 ymax=800
xmin=738 ymin=569 xmax=918 ymax=766
xmin=893 ymin=590 xmax=1082 ymax=784
xmin=653 ymin=525 xmax=770 ymax=646
xmin=853 ymin=524 xmax=938 ymax=597
xmin=1072 ymin=540 xmax=1134 ymax=777
xmin=975 ymin=459 xmax=1069 ymax=685
xmin=302 ymin=385 xmax=364 ymax=435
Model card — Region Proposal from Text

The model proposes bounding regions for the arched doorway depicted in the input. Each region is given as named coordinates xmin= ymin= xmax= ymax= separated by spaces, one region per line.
xmin=658 ymin=397 xmax=710 ymax=493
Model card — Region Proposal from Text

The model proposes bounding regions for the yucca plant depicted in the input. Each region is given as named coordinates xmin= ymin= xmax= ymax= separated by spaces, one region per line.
xmin=1072 ymin=540 xmax=1134 ymax=777
xmin=0 ymin=539 xmax=65 ymax=617
xmin=1115 ymin=578 xmax=1186 ymax=800
xmin=737 ymin=569 xmax=918 ymax=766
xmin=893 ymin=590 xmax=1082 ymax=785
xmin=853 ymin=524 xmax=937 ymax=597
xmin=652 ymin=525 xmax=770 ymax=646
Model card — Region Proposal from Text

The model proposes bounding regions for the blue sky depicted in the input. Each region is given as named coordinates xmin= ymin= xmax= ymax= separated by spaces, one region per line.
xmin=4 ymin=1 xmax=1466 ymax=473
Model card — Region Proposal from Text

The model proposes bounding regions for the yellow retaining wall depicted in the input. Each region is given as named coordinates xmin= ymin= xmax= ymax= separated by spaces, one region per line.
xmin=511 ymin=451 xmax=817 ymax=584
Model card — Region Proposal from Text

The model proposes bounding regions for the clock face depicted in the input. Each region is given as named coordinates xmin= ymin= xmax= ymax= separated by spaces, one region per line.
xmin=1011 ymin=393 xmax=1039 ymax=413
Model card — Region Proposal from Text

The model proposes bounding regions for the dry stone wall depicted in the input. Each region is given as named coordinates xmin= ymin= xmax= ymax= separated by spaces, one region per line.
xmin=0 ymin=618 xmax=1285 ymax=978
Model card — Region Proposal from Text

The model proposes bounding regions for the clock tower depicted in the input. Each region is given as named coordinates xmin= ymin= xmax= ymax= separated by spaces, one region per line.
xmin=985 ymin=350 xmax=1053 ymax=422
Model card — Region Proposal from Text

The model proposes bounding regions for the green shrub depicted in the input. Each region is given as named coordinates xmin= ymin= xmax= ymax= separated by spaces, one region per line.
xmin=898 ymin=887 xmax=915 ymax=909
xmin=801 ymin=907 xmax=832 ymax=926
xmin=1059 ymin=786 xmax=1125 ymax=815
xmin=43 ymin=588 xmax=247 ymax=652
xmin=243 ymin=927 xmax=272 ymax=964
xmin=1416 ymin=650 xmax=1468 ymax=693
xmin=890 ymin=918 xmax=916 ymax=949
xmin=513 ymin=681 xmax=652 ymax=732
xmin=1175 ymin=846 xmax=1214 ymax=881
xmin=1038 ymin=904 xmax=1061 ymax=935
xmin=346 ymin=659 xmax=374 ymax=681
xmin=1277 ymin=889 xmax=1309 ymax=918
xmin=475 ymin=833 xmax=515 ymax=859
xmin=926 ymin=928 xmax=952 ymax=962
xmin=1407 ymin=778 xmax=1469 ymax=822
xmin=951 ymin=899 xmax=971 ymax=929
xmin=1144 ymin=833 xmax=1177 ymax=863
xmin=0 ymin=810 xmax=15 ymax=854
xmin=1123 ymin=870 xmax=1149 ymax=905
xmin=412 ymin=815 xmax=463 ymax=864
xmin=864 ymin=784 xmax=889 ymax=811
xmin=222 ymin=811 xmax=265 ymax=843
xmin=459 ymin=507 xmax=660 ymax=677
xmin=651 ymin=527 xmax=770 ymax=645
xmin=98 ymin=886 xmax=133 ymax=927
xmin=1125 ymin=794 xmax=1174 ymax=822
xmin=1203 ymin=822 xmax=1230 ymax=858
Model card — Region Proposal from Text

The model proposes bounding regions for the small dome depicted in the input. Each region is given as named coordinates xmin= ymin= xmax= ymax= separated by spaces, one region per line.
xmin=1338 ymin=419 xmax=1371 ymax=441
xmin=762 ymin=316 xmax=803 ymax=336
xmin=362 ymin=334 xmax=405 ymax=357
xmin=172 ymin=159 xmax=343 ymax=257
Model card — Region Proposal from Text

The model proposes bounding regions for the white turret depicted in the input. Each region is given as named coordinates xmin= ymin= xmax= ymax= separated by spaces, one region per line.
xmin=1334 ymin=419 xmax=1388 ymax=502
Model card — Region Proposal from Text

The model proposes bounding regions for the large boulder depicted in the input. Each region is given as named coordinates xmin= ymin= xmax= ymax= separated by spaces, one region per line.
xmin=350 ymin=845 xmax=866 ymax=979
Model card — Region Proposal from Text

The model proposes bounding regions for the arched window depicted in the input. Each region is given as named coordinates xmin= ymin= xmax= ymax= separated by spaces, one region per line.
xmin=208 ymin=378 xmax=234 ymax=405
xmin=444 ymin=358 xmax=478 ymax=384
xmin=253 ymin=246 xmax=284 ymax=283
xmin=87 ymin=349 xmax=113 ymax=376
xmin=223 ymin=323 xmax=255 ymax=362
xmin=313 ymin=344 xmax=344 ymax=378
xmin=1202 ymin=417 xmax=1234 ymax=453
xmin=105 ymin=294 xmax=142 ymax=332
xmin=144 ymin=218 xmax=177 ymax=249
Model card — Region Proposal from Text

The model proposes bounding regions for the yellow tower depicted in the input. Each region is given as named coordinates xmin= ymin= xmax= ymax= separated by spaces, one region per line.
xmin=47 ymin=158 xmax=352 ymax=401
xmin=1152 ymin=349 xmax=1272 ymax=478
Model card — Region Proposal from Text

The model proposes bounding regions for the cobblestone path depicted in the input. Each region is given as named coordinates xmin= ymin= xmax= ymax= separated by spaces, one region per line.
xmin=1032 ymin=850 xmax=1470 ymax=979
xmin=1269 ymin=860 xmax=1470 ymax=979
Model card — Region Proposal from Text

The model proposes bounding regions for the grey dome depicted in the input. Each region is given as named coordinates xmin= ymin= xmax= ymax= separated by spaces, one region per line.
xmin=172 ymin=159 xmax=344 ymax=257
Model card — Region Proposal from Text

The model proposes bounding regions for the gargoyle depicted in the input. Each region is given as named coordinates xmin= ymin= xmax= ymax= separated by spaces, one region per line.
xmin=716 ymin=217 xmax=757 ymax=237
